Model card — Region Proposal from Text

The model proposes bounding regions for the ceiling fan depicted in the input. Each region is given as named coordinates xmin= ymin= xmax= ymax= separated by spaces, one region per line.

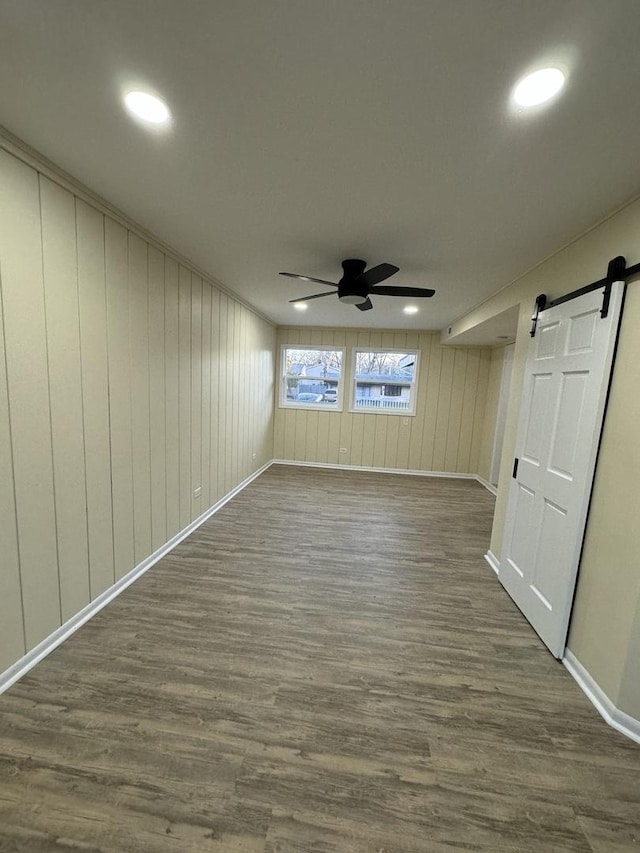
xmin=279 ymin=259 xmax=435 ymax=311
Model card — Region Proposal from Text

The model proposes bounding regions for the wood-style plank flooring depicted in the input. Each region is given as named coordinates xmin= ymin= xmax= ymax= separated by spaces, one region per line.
xmin=0 ymin=465 xmax=639 ymax=852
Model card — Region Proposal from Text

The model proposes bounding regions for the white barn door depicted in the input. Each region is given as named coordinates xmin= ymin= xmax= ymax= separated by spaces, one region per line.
xmin=499 ymin=282 xmax=624 ymax=658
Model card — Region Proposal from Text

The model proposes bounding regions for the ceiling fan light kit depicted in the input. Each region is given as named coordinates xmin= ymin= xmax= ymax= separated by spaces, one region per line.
xmin=281 ymin=258 xmax=435 ymax=312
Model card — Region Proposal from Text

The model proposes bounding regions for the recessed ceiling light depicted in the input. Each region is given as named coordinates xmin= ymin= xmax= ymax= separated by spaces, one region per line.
xmin=403 ymin=305 xmax=419 ymax=315
xmin=124 ymin=90 xmax=171 ymax=125
xmin=293 ymin=302 xmax=308 ymax=311
xmin=513 ymin=68 xmax=565 ymax=107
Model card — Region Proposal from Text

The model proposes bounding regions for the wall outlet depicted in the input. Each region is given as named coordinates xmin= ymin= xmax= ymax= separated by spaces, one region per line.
xmin=339 ymin=447 xmax=348 ymax=454
xmin=252 ymin=452 xmax=257 ymax=459
xmin=193 ymin=486 xmax=202 ymax=498
xmin=402 ymin=418 xmax=409 ymax=426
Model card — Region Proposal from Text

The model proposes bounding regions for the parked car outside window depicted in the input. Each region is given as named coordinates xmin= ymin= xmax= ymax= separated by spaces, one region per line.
xmin=296 ymin=392 xmax=324 ymax=402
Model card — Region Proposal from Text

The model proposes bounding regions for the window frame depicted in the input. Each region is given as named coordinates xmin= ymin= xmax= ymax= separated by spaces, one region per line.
xmin=279 ymin=343 xmax=346 ymax=411
xmin=349 ymin=347 xmax=421 ymax=416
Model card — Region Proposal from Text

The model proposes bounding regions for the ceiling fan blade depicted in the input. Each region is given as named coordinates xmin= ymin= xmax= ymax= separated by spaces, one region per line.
xmin=356 ymin=298 xmax=373 ymax=311
xmin=357 ymin=263 xmax=399 ymax=288
xmin=289 ymin=291 xmax=336 ymax=302
xmin=369 ymin=285 xmax=436 ymax=297
xmin=280 ymin=272 xmax=338 ymax=287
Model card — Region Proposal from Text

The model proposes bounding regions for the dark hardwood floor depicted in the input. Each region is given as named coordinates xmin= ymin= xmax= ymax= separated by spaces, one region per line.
xmin=0 ymin=465 xmax=638 ymax=852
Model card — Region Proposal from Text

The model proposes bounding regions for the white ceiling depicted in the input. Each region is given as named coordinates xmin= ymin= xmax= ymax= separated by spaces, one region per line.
xmin=1 ymin=0 xmax=640 ymax=331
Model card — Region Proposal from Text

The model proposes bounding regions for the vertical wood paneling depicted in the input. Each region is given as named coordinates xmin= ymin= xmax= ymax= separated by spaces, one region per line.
xmin=384 ymin=414 xmax=400 ymax=468
xmin=349 ymin=415 xmax=364 ymax=467
xmin=444 ymin=349 xmax=468 ymax=471
xmin=284 ymin=404 xmax=296 ymax=460
xmin=469 ymin=350 xmax=491 ymax=474
xmin=178 ymin=264 xmax=192 ymax=527
xmin=76 ymin=198 xmax=114 ymax=598
xmin=275 ymin=327 xmax=497 ymax=478
xmin=105 ymin=217 xmax=135 ymax=580
xmin=327 ymin=410 xmax=341 ymax=464
xmin=338 ymin=413 xmax=353 ymax=466
xmin=263 ymin=326 xmax=275 ymax=463
xmin=225 ymin=299 xmax=235 ymax=492
xmin=396 ymin=409 xmax=411 ymax=469
xmin=239 ymin=308 xmax=247 ymax=478
xmin=232 ymin=302 xmax=241 ymax=481
xmin=360 ymin=413 xmax=376 ymax=468
xmin=402 ymin=329 xmax=420 ymax=471
xmin=148 ymin=246 xmax=166 ymax=550
xmin=191 ymin=274 xmax=202 ymax=520
xmin=420 ymin=335 xmax=442 ymax=470
xmin=294 ymin=410 xmax=307 ymax=461
xmin=407 ymin=334 xmax=431 ymax=470
xmin=273 ymin=389 xmax=285 ymax=459
xmin=457 ymin=349 xmax=480 ymax=473
xmin=128 ymin=232 xmax=151 ymax=564
xmin=0 ymin=272 xmax=25 ymax=668
xmin=305 ymin=410 xmax=319 ymax=462
xmin=0 ymin=152 xmax=60 ymax=646
xmin=372 ymin=416 xmax=388 ymax=468
xmin=477 ymin=346 xmax=506 ymax=481
xmin=341 ymin=329 xmax=356 ymax=463
xmin=201 ymin=283 xmax=212 ymax=508
xmin=217 ymin=293 xmax=228 ymax=499
xmin=0 ymin=147 xmax=276 ymax=673
xmin=252 ymin=318 xmax=260 ymax=466
xmin=432 ymin=346 xmax=454 ymax=470
xmin=312 ymin=412 xmax=326 ymax=462
xmin=164 ymin=257 xmax=180 ymax=538
xmin=209 ymin=287 xmax=220 ymax=503
xmin=380 ymin=331 xmax=395 ymax=350
xmin=239 ymin=306 xmax=246 ymax=472
xmin=40 ymin=177 xmax=90 ymax=619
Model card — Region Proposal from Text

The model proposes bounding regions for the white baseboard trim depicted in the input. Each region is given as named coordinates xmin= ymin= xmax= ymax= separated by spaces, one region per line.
xmin=563 ymin=649 xmax=640 ymax=745
xmin=0 ymin=460 xmax=272 ymax=697
xmin=272 ymin=458 xmax=495 ymax=490
xmin=475 ymin=475 xmax=497 ymax=496
xmin=484 ymin=550 xmax=501 ymax=575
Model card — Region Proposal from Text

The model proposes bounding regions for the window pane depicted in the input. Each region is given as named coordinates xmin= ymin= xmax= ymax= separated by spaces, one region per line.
xmin=354 ymin=382 xmax=411 ymax=410
xmin=284 ymin=348 xmax=342 ymax=376
xmin=282 ymin=347 xmax=342 ymax=407
xmin=353 ymin=350 xmax=418 ymax=413
xmin=354 ymin=351 xmax=415 ymax=379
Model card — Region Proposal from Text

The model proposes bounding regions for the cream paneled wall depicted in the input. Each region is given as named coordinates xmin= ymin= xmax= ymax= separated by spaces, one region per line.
xmin=477 ymin=346 xmax=507 ymax=483
xmin=0 ymin=147 xmax=275 ymax=671
xmin=274 ymin=327 xmax=492 ymax=474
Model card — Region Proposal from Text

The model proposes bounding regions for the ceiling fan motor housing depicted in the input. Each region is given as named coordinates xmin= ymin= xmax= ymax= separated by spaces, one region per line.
xmin=338 ymin=258 xmax=369 ymax=304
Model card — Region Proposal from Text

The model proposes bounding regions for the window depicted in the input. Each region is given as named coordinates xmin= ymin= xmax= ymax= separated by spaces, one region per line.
xmin=280 ymin=345 xmax=344 ymax=409
xmin=351 ymin=349 xmax=420 ymax=415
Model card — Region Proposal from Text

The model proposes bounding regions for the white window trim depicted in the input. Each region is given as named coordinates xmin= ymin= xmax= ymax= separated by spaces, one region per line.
xmin=348 ymin=346 xmax=420 ymax=416
xmin=279 ymin=343 xmax=346 ymax=411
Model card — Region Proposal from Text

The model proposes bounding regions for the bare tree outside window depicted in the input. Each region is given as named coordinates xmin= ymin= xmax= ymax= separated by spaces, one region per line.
xmin=284 ymin=349 xmax=342 ymax=375
xmin=352 ymin=349 xmax=419 ymax=414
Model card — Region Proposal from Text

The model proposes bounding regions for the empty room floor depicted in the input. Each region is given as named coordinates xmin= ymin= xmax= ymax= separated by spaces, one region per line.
xmin=0 ymin=465 xmax=638 ymax=852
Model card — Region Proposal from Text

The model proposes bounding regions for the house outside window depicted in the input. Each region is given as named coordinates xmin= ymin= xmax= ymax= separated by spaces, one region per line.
xmin=350 ymin=349 xmax=420 ymax=415
xmin=280 ymin=345 xmax=344 ymax=409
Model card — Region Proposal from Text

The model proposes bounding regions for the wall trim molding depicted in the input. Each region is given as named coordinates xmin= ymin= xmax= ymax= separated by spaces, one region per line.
xmin=484 ymin=550 xmax=501 ymax=575
xmin=475 ymin=475 xmax=497 ymax=495
xmin=483 ymin=555 xmax=640 ymax=745
xmin=271 ymin=459 xmax=496 ymax=495
xmin=563 ymin=649 xmax=640 ymax=745
xmin=0 ymin=461 xmax=272 ymax=697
